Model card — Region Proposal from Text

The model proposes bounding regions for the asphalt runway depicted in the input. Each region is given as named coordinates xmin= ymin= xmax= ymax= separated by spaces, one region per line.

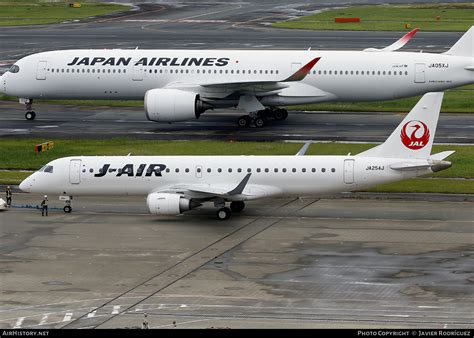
xmin=0 ymin=1 xmax=466 ymax=73
xmin=0 ymin=101 xmax=472 ymax=143
xmin=0 ymin=193 xmax=472 ymax=329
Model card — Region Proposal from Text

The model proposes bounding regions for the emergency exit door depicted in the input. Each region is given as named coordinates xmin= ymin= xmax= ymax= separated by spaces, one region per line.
xmin=69 ymin=159 xmax=81 ymax=184
xmin=36 ymin=61 xmax=47 ymax=80
xmin=343 ymin=159 xmax=354 ymax=184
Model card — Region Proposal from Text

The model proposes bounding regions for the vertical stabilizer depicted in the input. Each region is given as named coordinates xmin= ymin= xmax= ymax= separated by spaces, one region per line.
xmin=443 ymin=26 xmax=473 ymax=57
xmin=357 ymin=92 xmax=443 ymax=159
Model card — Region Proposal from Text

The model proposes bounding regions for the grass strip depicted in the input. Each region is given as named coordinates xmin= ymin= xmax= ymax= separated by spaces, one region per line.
xmin=272 ymin=3 xmax=474 ymax=32
xmin=0 ymin=1 xmax=130 ymax=26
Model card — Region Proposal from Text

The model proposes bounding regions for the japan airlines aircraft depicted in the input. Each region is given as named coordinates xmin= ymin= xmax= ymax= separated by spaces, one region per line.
xmin=20 ymin=92 xmax=453 ymax=219
xmin=1 ymin=27 xmax=473 ymax=127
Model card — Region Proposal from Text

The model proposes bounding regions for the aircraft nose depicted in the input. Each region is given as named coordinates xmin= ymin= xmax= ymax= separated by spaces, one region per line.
xmin=19 ymin=176 xmax=31 ymax=192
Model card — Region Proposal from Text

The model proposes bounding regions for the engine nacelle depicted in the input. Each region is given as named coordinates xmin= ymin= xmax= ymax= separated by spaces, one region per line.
xmin=144 ymin=88 xmax=209 ymax=122
xmin=146 ymin=193 xmax=199 ymax=215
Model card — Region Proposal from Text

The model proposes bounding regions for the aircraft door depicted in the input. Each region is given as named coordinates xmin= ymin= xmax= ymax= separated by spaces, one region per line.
xmin=414 ymin=63 xmax=426 ymax=83
xmin=36 ymin=60 xmax=47 ymax=80
xmin=132 ymin=65 xmax=143 ymax=81
xmin=195 ymin=165 xmax=203 ymax=178
xmin=343 ymin=159 xmax=354 ymax=184
xmin=291 ymin=62 xmax=302 ymax=73
xmin=69 ymin=159 xmax=81 ymax=184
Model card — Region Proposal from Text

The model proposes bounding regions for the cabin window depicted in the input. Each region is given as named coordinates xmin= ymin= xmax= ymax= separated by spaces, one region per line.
xmin=238 ymin=168 xmax=242 ymax=173
xmin=218 ymin=168 xmax=222 ymax=173
xmin=247 ymin=168 xmax=251 ymax=173
xmin=165 ymin=168 xmax=170 ymax=173
xmin=185 ymin=168 xmax=189 ymax=173
xmin=175 ymin=168 xmax=179 ymax=173
xmin=274 ymin=168 xmax=278 ymax=173
xmin=331 ymin=168 xmax=336 ymax=173
xmin=312 ymin=168 xmax=316 ymax=173
xmin=282 ymin=168 xmax=287 ymax=173
xmin=228 ymin=168 xmax=232 ymax=173
xmin=292 ymin=168 xmax=296 ymax=173
xmin=322 ymin=168 xmax=326 ymax=173
xmin=405 ymin=71 xmax=408 ymax=75
xmin=207 ymin=168 xmax=211 ymax=173
xmin=302 ymin=168 xmax=306 ymax=173
xmin=89 ymin=169 xmax=93 ymax=173
xmin=257 ymin=168 xmax=261 ymax=173
xmin=264 ymin=168 xmax=269 ymax=173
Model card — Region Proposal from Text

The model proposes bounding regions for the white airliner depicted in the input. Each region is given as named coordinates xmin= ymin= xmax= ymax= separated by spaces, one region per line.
xmin=1 ymin=27 xmax=473 ymax=127
xmin=19 ymin=92 xmax=453 ymax=219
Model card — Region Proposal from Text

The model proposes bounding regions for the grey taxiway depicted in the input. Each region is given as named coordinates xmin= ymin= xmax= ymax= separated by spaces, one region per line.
xmin=0 ymin=193 xmax=472 ymax=329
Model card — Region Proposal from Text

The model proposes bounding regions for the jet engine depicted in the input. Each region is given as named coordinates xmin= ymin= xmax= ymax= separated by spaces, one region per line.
xmin=146 ymin=192 xmax=200 ymax=215
xmin=144 ymin=88 xmax=210 ymax=122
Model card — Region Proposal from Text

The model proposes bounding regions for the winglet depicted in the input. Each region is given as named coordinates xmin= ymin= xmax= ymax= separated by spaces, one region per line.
xmin=227 ymin=173 xmax=251 ymax=195
xmin=284 ymin=57 xmax=321 ymax=82
xmin=295 ymin=142 xmax=311 ymax=156
xmin=364 ymin=28 xmax=419 ymax=52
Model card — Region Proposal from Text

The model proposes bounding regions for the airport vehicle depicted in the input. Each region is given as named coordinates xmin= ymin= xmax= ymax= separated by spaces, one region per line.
xmin=1 ymin=27 xmax=473 ymax=127
xmin=0 ymin=198 xmax=5 ymax=210
xmin=19 ymin=92 xmax=453 ymax=219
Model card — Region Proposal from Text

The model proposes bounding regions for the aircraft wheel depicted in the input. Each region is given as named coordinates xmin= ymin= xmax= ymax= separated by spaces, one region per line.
xmin=274 ymin=109 xmax=288 ymax=121
xmin=237 ymin=115 xmax=251 ymax=128
xmin=230 ymin=201 xmax=245 ymax=212
xmin=63 ymin=205 xmax=72 ymax=213
xmin=254 ymin=117 xmax=266 ymax=128
xmin=25 ymin=111 xmax=36 ymax=120
xmin=216 ymin=207 xmax=231 ymax=220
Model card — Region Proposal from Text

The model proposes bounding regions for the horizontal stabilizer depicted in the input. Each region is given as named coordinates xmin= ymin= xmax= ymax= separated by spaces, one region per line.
xmin=390 ymin=159 xmax=452 ymax=173
xmin=429 ymin=151 xmax=455 ymax=161
xmin=364 ymin=28 xmax=419 ymax=52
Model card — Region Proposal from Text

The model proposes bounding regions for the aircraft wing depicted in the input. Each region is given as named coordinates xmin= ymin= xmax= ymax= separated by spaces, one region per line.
xmin=165 ymin=57 xmax=322 ymax=99
xmin=155 ymin=174 xmax=282 ymax=201
xmin=364 ymin=28 xmax=419 ymax=52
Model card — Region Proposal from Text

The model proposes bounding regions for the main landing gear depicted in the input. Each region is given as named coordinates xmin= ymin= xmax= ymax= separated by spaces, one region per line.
xmin=22 ymin=98 xmax=36 ymax=120
xmin=216 ymin=201 xmax=246 ymax=220
xmin=237 ymin=108 xmax=288 ymax=128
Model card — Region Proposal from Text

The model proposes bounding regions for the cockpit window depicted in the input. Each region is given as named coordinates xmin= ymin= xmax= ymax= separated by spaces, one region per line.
xmin=43 ymin=165 xmax=54 ymax=173
xmin=39 ymin=165 xmax=53 ymax=173
xmin=8 ymin=65 xmax=19 ymax=73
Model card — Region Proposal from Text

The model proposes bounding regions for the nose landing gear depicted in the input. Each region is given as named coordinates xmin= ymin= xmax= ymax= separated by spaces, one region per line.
xmin=21 ymin=98 xmax=36 ymax=120
xmin=59 ymin=196 xmax=73 ymax=213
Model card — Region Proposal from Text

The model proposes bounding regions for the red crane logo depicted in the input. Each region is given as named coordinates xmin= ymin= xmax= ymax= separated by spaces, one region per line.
xmin=400 ymin=120 xmax=430 ymax=150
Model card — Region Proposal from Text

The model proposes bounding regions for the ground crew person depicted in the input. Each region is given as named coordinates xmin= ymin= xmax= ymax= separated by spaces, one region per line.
xmin=142 ymin=313 xmax=149 ymax=329
xmin=41 ymin=195 xmax=48 ymax=216
xmin=5 ymin=186 xmax=12 ymax=207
